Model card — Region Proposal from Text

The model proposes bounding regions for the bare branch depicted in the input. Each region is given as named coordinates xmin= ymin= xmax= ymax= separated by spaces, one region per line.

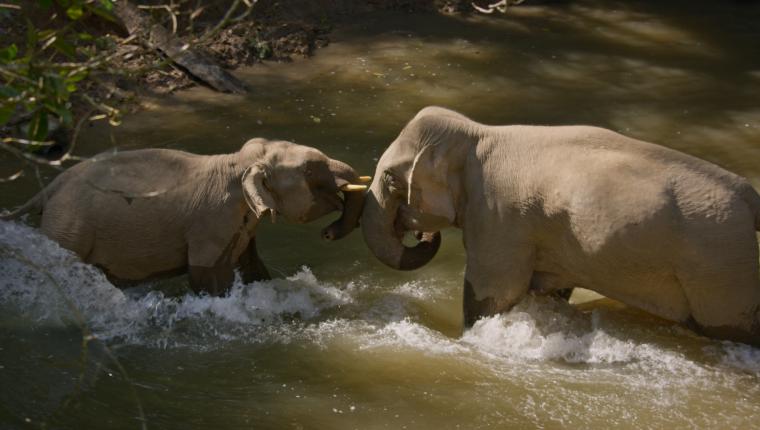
xmin=0 ymin=169 xmax=24 ymax=183
xmin=472 ymin=0 xmax=526 ymax=13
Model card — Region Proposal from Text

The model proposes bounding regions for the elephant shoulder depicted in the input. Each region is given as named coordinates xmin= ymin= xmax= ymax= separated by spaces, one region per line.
xmin=412 ymin=106 xmax=472 ymax=123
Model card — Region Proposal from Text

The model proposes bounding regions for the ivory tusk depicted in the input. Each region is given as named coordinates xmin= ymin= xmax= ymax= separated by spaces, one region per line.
xmin=357 ymin=176 xmax=372 ymax=183
xmin=340 ymin=184 xmax=368 ymax=192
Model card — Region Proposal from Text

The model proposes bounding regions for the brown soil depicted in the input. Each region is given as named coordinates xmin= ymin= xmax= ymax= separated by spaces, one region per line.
xmin=128 ymin=0 xmax=473 ymax=93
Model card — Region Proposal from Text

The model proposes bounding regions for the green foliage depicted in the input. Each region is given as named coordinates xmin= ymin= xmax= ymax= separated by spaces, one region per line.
xmin=0 ymin=0 xmax=118 ymax=147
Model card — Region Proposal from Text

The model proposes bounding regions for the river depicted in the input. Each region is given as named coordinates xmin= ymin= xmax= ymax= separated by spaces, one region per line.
xmin=2 ymin=1 xmax=760 ymax=428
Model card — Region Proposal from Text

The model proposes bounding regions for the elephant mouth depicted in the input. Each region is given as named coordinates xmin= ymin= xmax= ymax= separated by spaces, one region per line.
xmin=361 ymin=190 xmax=441 ymax=271
xmin=393 ymin=205 xmax=430 ymax=238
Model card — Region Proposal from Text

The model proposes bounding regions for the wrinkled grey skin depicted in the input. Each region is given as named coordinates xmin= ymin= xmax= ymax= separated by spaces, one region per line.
xmin=2 ymin=138 xmax=363 ymax=295
xmin=362 ymin=106 xmax=760 ymax=345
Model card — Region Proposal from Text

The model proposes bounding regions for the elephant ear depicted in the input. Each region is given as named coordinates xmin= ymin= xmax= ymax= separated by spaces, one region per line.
xmin=241 ymin=164 xmax=277 ymax=221
xmin=407 ymin=144 xmax=457 ymax=224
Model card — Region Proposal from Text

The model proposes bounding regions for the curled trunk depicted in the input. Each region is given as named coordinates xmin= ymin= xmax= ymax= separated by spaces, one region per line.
xmin=361 ymin=189 xmax=440 ymax=270
xmin=321 ymin=159 xmax=365 ymax=240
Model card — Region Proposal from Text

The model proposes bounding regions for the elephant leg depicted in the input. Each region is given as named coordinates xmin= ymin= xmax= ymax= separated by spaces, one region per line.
xmin=462 ymin=246 xmax=535 ymax=329
xmin=187 ymin=232 xmax=240 ymax=296
xmin=238 ymin=237 xmax=270 ymax=283
xmin=461 ymin=220 xmax=535 ymax=329
xmin=676 ymin=234 xmax=760 ymax=345
xmin=188 ymin=264 xmax=235 ymax=296
xmin=463 ymin=279 xmax=498 ymax=328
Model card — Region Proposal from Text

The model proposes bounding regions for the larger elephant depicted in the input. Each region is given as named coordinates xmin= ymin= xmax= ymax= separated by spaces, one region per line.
xmin=362 ymin=106 xmax=760 ymax=345
xmin=2 ymin=138 xmax=368 ymax=295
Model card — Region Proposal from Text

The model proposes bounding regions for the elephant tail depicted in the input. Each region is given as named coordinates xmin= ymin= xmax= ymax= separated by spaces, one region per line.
xmin=0 ymin=192 xmax=45 ymax=221
xmin=742 ymin=183 xmax=760 ymax=231
xmin=0 ymin=175 xmax=64 ymax=221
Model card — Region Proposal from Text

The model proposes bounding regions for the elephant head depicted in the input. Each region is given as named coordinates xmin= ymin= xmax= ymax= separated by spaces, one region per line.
xmin=361 ymin=108 xmax=477 ymax=270
xmin=238 ymin=139 xmax=369 ymax=239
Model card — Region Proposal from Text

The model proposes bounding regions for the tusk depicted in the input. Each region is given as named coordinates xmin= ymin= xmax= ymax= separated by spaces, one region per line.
xmin=340 ymin=184 xmax=367 ymax=192
xmin=357 ymin=176 xmax=372 ymax=183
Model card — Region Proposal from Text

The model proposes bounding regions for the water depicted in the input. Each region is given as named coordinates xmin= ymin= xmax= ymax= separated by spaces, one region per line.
xmin=2 ymin=1 xmax=760 ymax=428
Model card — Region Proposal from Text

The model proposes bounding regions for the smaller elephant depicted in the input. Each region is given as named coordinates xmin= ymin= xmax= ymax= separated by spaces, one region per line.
xmin=362 ymin=106 xmax=760 ymax=345
xmin=1 ymin=138 xmax=369 ymax=295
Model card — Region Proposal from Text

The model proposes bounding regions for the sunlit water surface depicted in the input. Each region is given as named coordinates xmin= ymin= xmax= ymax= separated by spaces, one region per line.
xmin=2 ymin=1 xmax=760 ymax=428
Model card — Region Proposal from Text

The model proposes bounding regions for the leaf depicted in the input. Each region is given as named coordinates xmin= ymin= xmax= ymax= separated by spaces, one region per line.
xmin=37 ymin=29 xmax=56 ymax=41
xmin=25 ymin=19 xmax=38 ymax=58
xmin=28 ymin=111 xmax=49 ymax=142
xmin=0 ymin=105 xmax=14 ymax=127
xmin=0 ymin=43 xmax=18 ymax=62
xmin=78 ymin=32 xmax=93 ymax=41
xmin=38 ymin=0 xmax=53 ymax=8
xmin=66 ymin=5 xmax=83 ymax=20
xmin=98 ymin=0 xmax=114 ymax=11
xmin=67 ymin=70 xmax=88 ymax=83
xmin=0 ymin=85 xmax=20 ymax=98
xmin=44 ymin=74 xmax=67 ymax=100
xmin=48 ymin=105 xmax=73 ymax=126
xmin=91 ymin=4 xmax=116 ymax=22
xmin=52 ymin=38 xmax=76 ymax=58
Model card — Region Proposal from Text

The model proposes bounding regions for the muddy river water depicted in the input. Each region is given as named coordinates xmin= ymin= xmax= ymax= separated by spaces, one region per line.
xmin=2 ymin=1 xmax=760 ymax=428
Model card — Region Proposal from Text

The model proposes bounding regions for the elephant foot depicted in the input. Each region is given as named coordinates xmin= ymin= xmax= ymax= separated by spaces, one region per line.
xmin=239 ymin=238 xmax=271 ymax=283
xmin=684 ymin=315 xmax=760 ymax=347
xmin=242 ymin=261 xmax=271 ymax=283
xmin=189 ymin=265 xmax=234 ymax=297
xmin=529 ymin=271 xmax=574 ymax=302
xmin=463 ymin=279 xmax=498 ymax=329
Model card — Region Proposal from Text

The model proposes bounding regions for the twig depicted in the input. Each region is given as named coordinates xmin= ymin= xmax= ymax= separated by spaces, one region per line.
xmin=51 ymin=107 xmax=95 ymax=166
xmin=33 ymin=164 xmax=47 ymax=207
xmin=201 ymin=0 xmax=240 ymax=40
xmin=0 ymin=169 xmax=24 ymax=183
xmin=197 ymin=0 xmax=259 ymax=43
xmin=137 ymin=4 xmax=179 ymax=34
xmin=0 ymin=140 xmax=65 ymax=169
xmin=472 ymin=0 xmax=526 ymax=13
xmin=2 ymin=137 xmax=56 ymax=147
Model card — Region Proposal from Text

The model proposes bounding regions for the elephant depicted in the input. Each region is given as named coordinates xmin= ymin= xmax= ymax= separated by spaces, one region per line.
xmin=361 ymin=106 xmax=760 ymax=345
xmin=1 ymin=138 xmax=369 ymax=295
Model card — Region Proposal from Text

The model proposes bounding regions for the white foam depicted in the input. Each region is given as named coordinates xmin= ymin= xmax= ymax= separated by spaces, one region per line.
xmin=391 ymin=280 xmax=444 ymax=301
xmin=0 ymin=221 xmax=352 ymax=348
xmin=707 ymin=342 xmax=760 ymax=374
xmin=460 ymin=295 xmax=643 ymax=363
xmin=360 ymin=318 xmax=467 ymax=355
xmin=2 ymin=219 xmax=760 ymax=383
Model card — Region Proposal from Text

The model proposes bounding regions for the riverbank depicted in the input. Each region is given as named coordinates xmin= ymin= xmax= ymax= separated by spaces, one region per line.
xmin=114 ymin=0 xmax=474 ymax=95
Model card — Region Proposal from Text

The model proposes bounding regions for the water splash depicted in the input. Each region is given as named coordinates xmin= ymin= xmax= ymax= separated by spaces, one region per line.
xmin=0 ymin=221 xmax=352 ymax=348
xmin=2 ymin=219 xmax=758 ymax=378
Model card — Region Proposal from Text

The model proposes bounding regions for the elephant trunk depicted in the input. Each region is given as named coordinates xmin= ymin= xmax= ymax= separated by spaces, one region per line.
xmin=361 ymin=188 xmax=440 ymax=270
xmin=321 ymin=159 xmax=366 ymax=241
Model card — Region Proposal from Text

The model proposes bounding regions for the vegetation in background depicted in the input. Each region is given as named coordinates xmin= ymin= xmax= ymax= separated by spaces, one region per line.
xmin=0 ymin=0 xmax=122 ymax=171
xmin=0 ymin=0 xmax=502 ymax=184
xmin=0 ymin=0 xmax=264 ymax=181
